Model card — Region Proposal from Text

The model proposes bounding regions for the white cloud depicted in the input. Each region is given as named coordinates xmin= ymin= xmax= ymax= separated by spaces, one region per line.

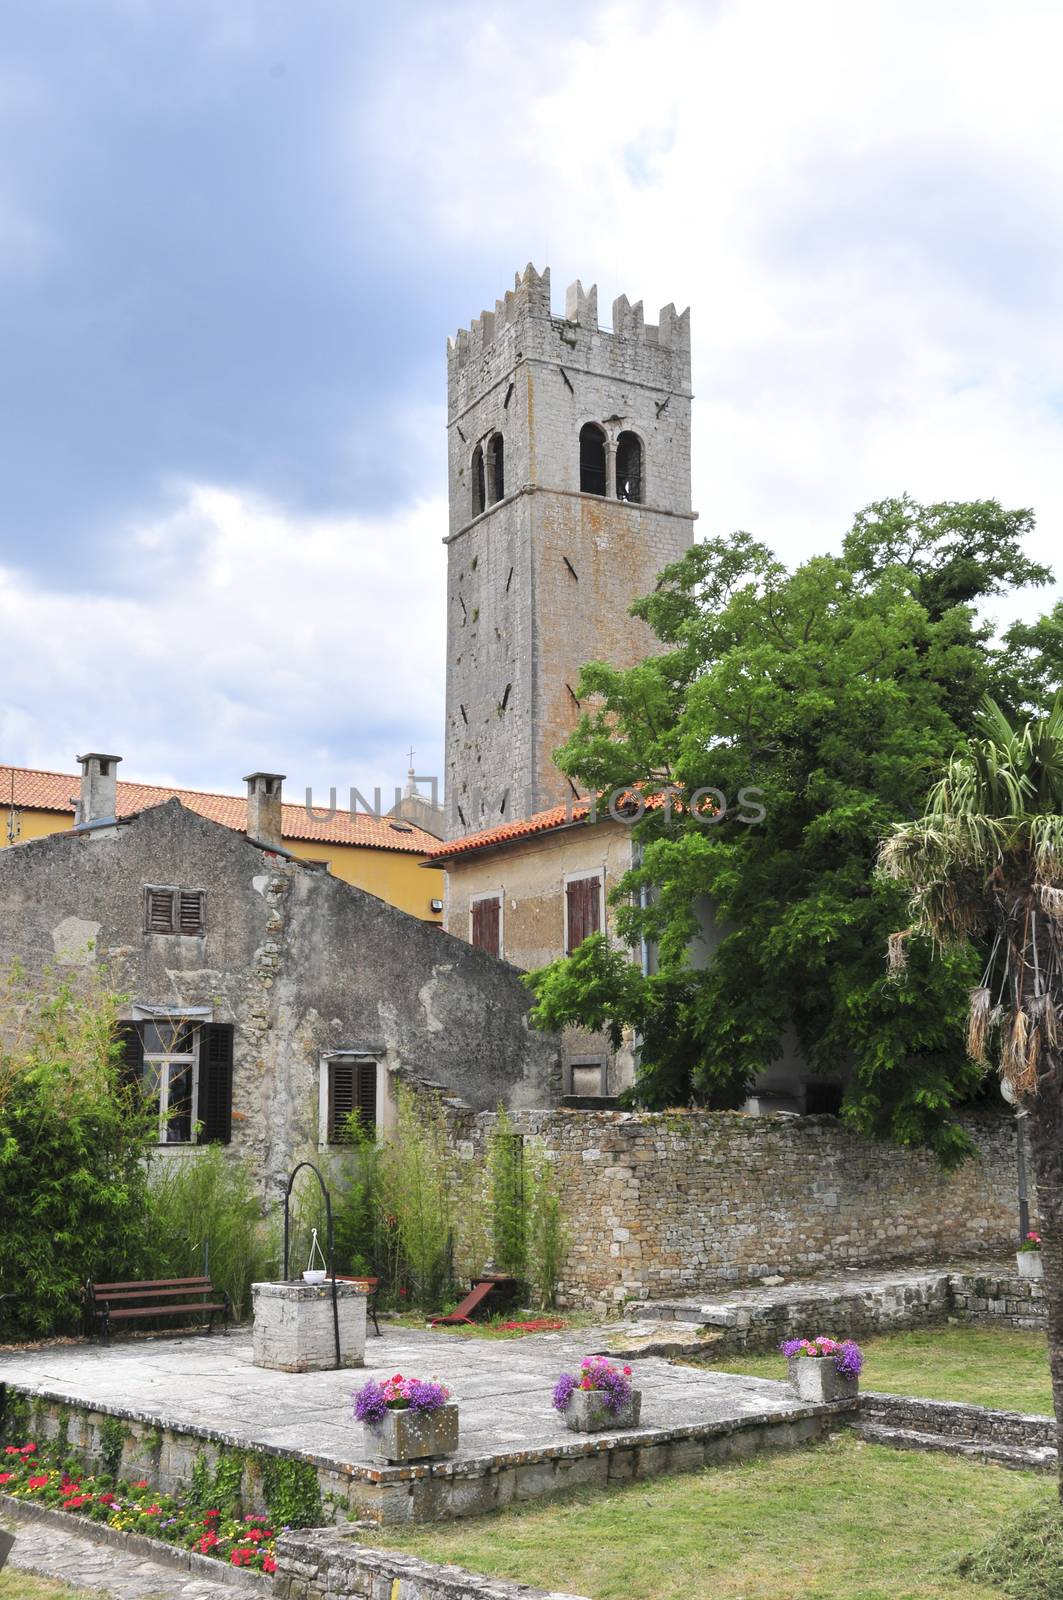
xmin=0 ymin=483 xmax=447 ymax=795
xmin=360 ymin=0 xmax=1063 ymax=621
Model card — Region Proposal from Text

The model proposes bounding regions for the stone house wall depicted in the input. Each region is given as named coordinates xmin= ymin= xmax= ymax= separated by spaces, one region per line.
xmin=446 ymin=1107 xmax=1027 ymax=1307
xmin=0 ymin=799 xmax=560 ymax=1199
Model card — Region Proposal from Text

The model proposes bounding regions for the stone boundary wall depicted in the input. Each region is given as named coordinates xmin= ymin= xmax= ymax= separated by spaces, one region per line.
xmin=446 ymin=1108 xmax=1028 ymax=1307
xmin=950 ymin=1270 xmax=1046 ymax=1330
xmin=276 ymin=1526 xmax=589 ymax=1600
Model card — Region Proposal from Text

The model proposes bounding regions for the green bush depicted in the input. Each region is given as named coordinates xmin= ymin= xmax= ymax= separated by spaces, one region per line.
xmin=486 ymin=1107 xmax=527 ymax=1278
xmin=142 ymin=1144 xmax=276 ymax=1319
xmin=957 ymin=1502 xmax=1063 ymax=1598
xmin=525 ymin=1144 xmax=567 ymax=1310
xmin=0 ymin=966 xmax=152 ymax=1337
xmin=373 ymin=1084 xmax=455 ymax=1309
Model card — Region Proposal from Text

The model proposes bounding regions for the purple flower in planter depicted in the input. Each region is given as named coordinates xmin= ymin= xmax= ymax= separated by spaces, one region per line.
xmin=779 ymin=1335 xmax=864 ymax=1378
xmin=353 ymin=1381 xmax=389 ymax=1426
xmin=405 ymin=1380 xmax=451 ymax=1416
xmin=552 ymin=1373 xmax=578 ymax=1413
xmin=834 ymin=1340 xmax=863 ymax=1379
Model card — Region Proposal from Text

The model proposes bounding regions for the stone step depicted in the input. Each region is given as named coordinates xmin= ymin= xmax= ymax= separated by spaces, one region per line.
xmin=856 ymin=1420 xmax=1057 ymax=1474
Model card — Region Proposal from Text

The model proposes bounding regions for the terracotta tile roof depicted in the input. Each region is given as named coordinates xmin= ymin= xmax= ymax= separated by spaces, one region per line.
xmin=427 ymin=801 xmax=596 ymax=861
xmin=0 ymin=765 xmax=441 ymax=855
xmin=427 ymin=788 xmax=678 ymax=863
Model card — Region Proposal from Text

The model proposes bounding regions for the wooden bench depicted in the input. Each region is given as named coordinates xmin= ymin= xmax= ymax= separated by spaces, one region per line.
xmin=85 ymin=1276 xmax=230 ymax=1341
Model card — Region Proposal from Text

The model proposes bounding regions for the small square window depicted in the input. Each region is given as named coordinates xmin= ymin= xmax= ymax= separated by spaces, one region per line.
xmin=145 ymin=885 xmax=205 ymax=936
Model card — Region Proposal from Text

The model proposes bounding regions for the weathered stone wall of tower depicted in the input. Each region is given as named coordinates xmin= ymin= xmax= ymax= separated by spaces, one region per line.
xmin=444 ymin=265 xmax=695 ymax=833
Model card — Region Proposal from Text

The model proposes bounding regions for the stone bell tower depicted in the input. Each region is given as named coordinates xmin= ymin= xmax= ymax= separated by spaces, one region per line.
xmin=444 ymin=264 xmax=694 ymax=836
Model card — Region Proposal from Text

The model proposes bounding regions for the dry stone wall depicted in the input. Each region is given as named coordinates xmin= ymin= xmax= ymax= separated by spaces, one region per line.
xmin=447 ymin=1108 xmax=1027 ymax=1307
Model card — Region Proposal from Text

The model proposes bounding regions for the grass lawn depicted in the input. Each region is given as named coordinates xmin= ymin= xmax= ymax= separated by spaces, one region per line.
xmin=693 ymin=1325 xmax=1052 ymax=1414
xmin=368 ymin=1431 xmax=1050 ymax=1600
xmin=0 ymin=1576 xmax=94 ymax=1600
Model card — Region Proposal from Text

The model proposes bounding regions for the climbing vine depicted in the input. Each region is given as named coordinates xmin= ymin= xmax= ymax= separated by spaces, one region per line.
xmin=99 ymin=1416 xmax=126 ymax=1480
xmin=261 ymin=1453 xmax=322 ymax=1528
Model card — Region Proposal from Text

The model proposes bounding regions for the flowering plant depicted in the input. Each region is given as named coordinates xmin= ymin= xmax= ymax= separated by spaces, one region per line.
xmin=552 ymin=1355 xmax=634 ymax=1415
xmin=0 ymin=1446 xmax=276 ymax=1573
xmin=1018 ymin=1231 xmax=1042 ymax=1253
xmin=780 ymin=1336 xmax=864 ymax=1379
xmin=353 ymin=1373 xmax=451 ymax=1427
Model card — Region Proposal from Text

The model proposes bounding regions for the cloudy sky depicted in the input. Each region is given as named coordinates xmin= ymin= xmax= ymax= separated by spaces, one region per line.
xmin=2 ymin=0 xmax=1061 ymax=800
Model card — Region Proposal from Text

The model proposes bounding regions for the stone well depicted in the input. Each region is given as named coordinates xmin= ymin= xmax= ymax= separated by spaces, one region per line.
xmin=251 ymin=1279 xmax=368 ymax=1372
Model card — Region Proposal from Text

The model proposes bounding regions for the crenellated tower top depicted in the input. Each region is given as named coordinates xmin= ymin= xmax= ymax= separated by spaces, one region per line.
xmin=447 ymin=263 xmax=690 ymax=385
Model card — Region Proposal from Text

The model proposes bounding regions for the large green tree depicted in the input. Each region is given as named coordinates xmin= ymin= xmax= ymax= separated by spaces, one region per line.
xmin=526 ymin=496 xmax=1052 ymax=1164
xmin=881 ymin=697 xmax=1063 ymax=1494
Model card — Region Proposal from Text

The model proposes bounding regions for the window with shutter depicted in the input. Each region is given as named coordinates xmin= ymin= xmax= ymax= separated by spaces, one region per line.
xmin=328 ymin=1058 xmax=377 ymax=1142
xmin=115 ymin=1023 xmax=144 ymax=1091
xmin=145 ymin=887 xmax=175 ymax=933
xmin=565 ymin=875 xmax=602 ymax=955
xmin=199 ymin=1024 xmax=233 ymax=1144
xmin=471 ymin=896 xmax=501 ymax=958
xmin=145 ymin=885 xmax=206 ymax=935
xmin=178 ymin=890 xmax=205 ymax=934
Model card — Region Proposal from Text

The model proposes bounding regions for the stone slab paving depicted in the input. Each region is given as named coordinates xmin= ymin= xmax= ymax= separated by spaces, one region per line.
xmin=0 ymin=1511 xmax=241 ymax=1599
xmin=0 ymin=1325 xmax=819 ymax=1476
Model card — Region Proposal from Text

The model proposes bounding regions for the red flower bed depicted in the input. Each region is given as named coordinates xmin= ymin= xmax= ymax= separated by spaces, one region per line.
xmin=0 ymin=1444 xmax=277 ymax=1576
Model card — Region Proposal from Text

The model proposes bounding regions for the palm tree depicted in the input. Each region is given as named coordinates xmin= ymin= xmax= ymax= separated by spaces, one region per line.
xmin=880 ymin=694 xmax=1063 ymax=1495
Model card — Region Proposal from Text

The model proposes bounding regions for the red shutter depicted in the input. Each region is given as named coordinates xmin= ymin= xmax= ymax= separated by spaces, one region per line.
xmin=566 ymin=876 xmax=601 ymax=954
xmin=471 ymin=897 xmax=501 ymax=958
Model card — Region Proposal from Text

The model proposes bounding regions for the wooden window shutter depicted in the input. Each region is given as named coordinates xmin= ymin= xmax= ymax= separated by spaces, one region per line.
xmin=471 ymin=897 xmax=501 ymax=958
xmin=329 ymin=1061 xmax=356 ymax=1142
xmin=115 ymin=1023 xmax=144 ymax=1090
xmin=145 ymin=888 xmax=175 ymax=933
xmin=355 ymin=1062 xmax=377 ymax=1132
xmin=178 ymin=890 xmax=205 ymax=934
xmin=566 ymin=876 xmax=601 ymax=954
xmin=199 ymin=1024 xmax=233 ymax=1144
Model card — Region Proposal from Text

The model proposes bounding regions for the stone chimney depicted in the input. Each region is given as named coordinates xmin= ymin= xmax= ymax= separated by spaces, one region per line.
xmin=244 ymin=772 xmax=286 ymax=851
xmin=75 ymin=752 xmax=122 ymax=829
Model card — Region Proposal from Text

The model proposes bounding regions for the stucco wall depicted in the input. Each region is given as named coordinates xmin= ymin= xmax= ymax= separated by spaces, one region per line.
xmin=443 ymin=817 xmax=637 ymax=1093
xmin=446 ymin=1107 xmax=1025 ymax=1307
xmin=0 ymin=800 xmax=560 ymax=1195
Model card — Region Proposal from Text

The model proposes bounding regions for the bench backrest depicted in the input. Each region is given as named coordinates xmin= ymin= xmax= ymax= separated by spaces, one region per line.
xmin=88 ymin=1277 xmax=218 ymax=1309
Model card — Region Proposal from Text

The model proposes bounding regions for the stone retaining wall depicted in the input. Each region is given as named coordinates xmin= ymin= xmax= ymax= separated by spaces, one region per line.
xmin=447 ymin=1108 xmax=1028 ymax=1307
xmin=859 ymin=1393 xmax=1056 ymax=1449
xmin=950 ymin=1270 xmax=1046 ymax=1330
xmin=276 ymin=1526 xmax=589 ymax=1600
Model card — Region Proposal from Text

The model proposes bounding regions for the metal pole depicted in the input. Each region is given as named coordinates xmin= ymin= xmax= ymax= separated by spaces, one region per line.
xmin=281 ymin=1162 xmax=342 ymax=1370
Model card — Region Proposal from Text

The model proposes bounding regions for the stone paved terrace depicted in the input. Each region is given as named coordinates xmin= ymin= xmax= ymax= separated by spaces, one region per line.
xmin=0 ymin=1325 xmax=848 ymax=1522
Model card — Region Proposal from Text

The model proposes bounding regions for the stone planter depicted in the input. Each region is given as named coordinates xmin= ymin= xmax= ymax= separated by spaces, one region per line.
xmin=563 ymin=1388 xmax=642 ymax=1432
xmin=364 ymin=1404 xmax=459 ymax=1463
xmin=788 ymin=1357 xmax=858 ymax=1403
xmin=251 ymin=1279 xmax=367 ymax=1371
xmin=1017 ymin=1250 xmax=1044 ymax=1280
